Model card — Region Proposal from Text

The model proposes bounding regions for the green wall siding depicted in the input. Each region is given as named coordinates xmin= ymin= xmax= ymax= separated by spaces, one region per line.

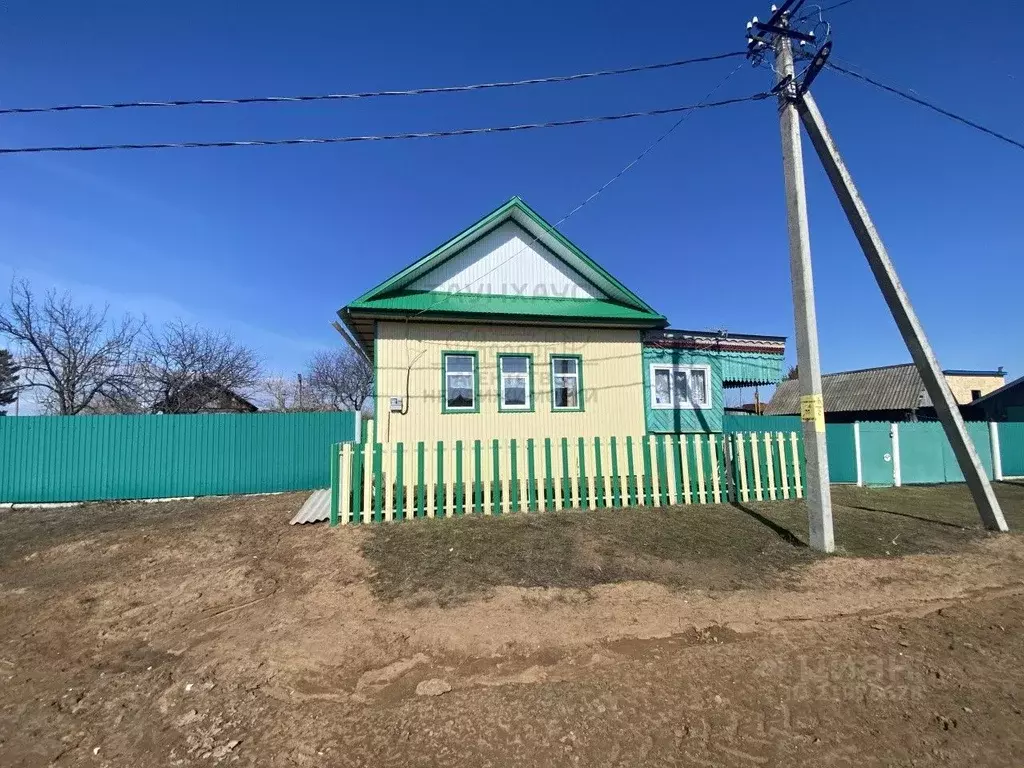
xmin=642 ymin=348 xmax=724 ymax=433
xmin=0 ymin=412 xmax=357 ymax=503
xmin=643 ymin=349 xmax=784 ymax=434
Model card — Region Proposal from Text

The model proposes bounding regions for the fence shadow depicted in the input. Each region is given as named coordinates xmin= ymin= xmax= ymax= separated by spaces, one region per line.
xmin=729 ymin=502 xmax=807 ymax=548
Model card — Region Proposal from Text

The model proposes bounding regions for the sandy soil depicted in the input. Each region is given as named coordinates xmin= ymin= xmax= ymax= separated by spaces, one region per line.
xmin=1 ymin=492 xmax=1023 ymax=766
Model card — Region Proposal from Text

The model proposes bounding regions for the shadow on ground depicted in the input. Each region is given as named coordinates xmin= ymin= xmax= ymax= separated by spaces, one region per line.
xmin=362 ymin=483 xmax=1024 ymax=604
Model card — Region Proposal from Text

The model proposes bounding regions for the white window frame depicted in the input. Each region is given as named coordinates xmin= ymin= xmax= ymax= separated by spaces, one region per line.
xmin=443 ymin=353 xmax=477 ymax=412
xmin=499 ymin=355 xmax=531 ymax=411
xmin=550 ymin=356 xmax=582 ymax=411
xmin=649 ymin=364 xmax=711 ymax=410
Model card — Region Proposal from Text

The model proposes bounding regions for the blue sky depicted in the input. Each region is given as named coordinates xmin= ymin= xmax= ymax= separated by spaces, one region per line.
xmin=1 ymin=0 xmax=1021 ymax=404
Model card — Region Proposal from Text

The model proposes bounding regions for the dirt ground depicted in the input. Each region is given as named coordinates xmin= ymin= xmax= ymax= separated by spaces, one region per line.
xmin=1 ymin=484 xmax=1023 ymax=767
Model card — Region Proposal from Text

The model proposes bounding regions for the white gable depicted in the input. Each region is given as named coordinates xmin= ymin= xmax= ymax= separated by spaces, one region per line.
xmin=408 ymin=221 xmax=606 ymax=300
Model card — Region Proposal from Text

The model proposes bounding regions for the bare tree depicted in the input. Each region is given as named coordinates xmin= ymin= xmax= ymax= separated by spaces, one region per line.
xmin=140 ymin=320 xmax=262 ymax=413
xmin=307 ymin=349 xmax=372 ymax=412
xmin=0 ymin=279 xmax=143 ymax=415
xmin=257 ymin=375 xmax=326 ymax=412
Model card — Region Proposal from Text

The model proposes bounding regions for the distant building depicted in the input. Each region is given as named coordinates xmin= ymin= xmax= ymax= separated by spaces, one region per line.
xmin=968 ymin=375 xmax=1024 ymax=422
xmin=764 ymin=363 xmax=1006 ymax=423
xmin=153 ymin=377 xmax=258 ymax=415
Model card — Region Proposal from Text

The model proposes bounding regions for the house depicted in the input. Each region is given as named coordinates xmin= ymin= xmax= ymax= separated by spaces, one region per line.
xmin=764 ymin=363 xmax=1005 ymax=423
xmin=336 ymin=197 xmax=785 ymax=445
xmin=967 ymin=375 xmax=1024 ymax=422
xmin=152 ymin=377 xmax=258 ymax=415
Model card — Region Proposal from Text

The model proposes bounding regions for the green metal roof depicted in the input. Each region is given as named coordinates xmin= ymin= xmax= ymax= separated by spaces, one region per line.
xmin=348 ymin=291 xmax=666 ymax=323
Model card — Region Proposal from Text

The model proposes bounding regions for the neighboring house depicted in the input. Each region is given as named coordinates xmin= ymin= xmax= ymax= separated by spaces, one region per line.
xmin=764 ymin=363 xmax=1004 ymax=422
xmin=337 ymin=197 xmax=785 ymax=445
xmin=153 ymin=377 xmax=258 ymax=414
xmin=967 ymin=375 xmax=1024 ymax=422
xmin=941 ymin=368 xmax=1006 ymax=405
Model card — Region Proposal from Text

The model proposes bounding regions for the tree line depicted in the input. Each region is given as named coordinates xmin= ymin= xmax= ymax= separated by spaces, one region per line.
xmin=0 ymin=279 xmax=371 ymax=416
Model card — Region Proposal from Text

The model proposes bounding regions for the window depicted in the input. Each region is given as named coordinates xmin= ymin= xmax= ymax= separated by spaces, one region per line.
xmin=498 ymin=354 xmax=533 ymax=412
xmin=442 ymin=352 xmax=478 ymax=413
xmin=971 ymin=389 xmax=982 ymax=402
xmin=551 ymin=355 xmax=583 ymax=411
xmin=649 ymin=364 xmax=711 ymax=409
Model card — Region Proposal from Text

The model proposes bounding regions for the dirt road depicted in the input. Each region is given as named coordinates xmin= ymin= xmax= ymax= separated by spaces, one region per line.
xmin=1 ymin=487 xmax=1023 ymax=766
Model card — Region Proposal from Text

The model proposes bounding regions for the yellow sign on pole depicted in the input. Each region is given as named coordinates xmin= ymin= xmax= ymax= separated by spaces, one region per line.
xmin=800 ymin=394 xmax=825 ymax=433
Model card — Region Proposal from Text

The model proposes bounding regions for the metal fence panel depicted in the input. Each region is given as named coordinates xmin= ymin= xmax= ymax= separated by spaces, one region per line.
xmin=999 ymin=422 xmax=1024 ymax=478
xmin=0 ymin=411 xmax=357 ymax=503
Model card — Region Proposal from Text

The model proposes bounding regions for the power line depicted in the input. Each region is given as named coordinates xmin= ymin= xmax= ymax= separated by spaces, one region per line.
xmin=0 ymin=93 xmax=768 ymax=155
xmin=795 ymin=0 xmax=861 ymax=21
xmin=0 ymin=51 xmax=748 ymax=117
xmin=826 ymin=61 xmax=1024 ymax=153
xmin=408 ymin=60 xmax=753 ymax=320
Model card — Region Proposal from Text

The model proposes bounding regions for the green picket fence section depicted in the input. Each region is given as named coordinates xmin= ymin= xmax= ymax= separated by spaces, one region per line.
xmin=0 ymin=411 xmax=358 ymax=503
xmin=329 ymin=432 xmax=806 ymax=525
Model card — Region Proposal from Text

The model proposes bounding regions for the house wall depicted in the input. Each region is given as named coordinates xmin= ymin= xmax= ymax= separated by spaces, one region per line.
xmin=374 ymin=320 xmax=646 ymax=444
xmin=945 ymin=374 xmax=1005 ymax=404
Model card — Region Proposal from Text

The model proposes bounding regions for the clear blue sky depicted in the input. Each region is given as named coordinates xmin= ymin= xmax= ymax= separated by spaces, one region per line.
xmin=1 ymin=0 xmax=1021 ymax=399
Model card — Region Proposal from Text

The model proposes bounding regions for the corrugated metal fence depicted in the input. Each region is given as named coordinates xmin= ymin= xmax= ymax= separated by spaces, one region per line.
xmin=1000 ymin=422 xmax=1024 ymax=477
xmin=0 ymin=412 xmax=358 ymax=503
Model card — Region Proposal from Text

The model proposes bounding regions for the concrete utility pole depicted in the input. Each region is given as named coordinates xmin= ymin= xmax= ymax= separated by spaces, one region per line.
xmin=773 ymin=17 xmax=834 ymax=552
xmin=796 ymin=92 xmax=1008 ymax=531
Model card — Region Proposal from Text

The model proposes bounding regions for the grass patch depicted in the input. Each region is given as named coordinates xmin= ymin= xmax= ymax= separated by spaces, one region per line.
xmin=361 ymin=483 xmax=1024 ymax=604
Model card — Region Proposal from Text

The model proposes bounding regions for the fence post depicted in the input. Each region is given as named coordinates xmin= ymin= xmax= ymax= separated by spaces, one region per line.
xmin=990 ymin=422 xmax=1003 ymax=482
xmin=853 ymin=422 xmax=863 ymax=487
xmin=329 ymin=443 xmax=340 ymax=527
xmin=891 ymin=423 xmax=902 ymax=487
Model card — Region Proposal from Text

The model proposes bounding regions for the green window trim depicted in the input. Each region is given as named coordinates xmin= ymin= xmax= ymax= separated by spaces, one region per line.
xmin=441 ymin=351 xmax=480 ymax=414
xmin=497 ymin=353 xmax=535 ymax=413
xmin=550 ymin=354 xmax=584 ymax=412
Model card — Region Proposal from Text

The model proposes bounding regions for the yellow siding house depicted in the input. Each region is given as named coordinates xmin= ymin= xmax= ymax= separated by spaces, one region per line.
xmin=338 ymin=197 xmax=786 ymax=445
xmin=337 ymin=197 xmax=667 ymax=444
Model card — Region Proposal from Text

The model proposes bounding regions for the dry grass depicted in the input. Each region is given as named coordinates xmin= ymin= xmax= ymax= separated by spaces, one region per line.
xmin=362 ymin=482 xmax=1024 ymax=603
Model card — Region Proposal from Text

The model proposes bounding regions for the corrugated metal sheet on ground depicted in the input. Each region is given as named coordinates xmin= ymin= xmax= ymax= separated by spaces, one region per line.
xmin=290 ymin=489 xmax=331 ymax=524
xmin=0 ymin=411 xmax=356 ymax=503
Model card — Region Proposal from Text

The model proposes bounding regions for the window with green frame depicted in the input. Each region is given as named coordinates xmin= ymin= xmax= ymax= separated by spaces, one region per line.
xmin=498 ymin=354 xmax=533 ymax=412
xmin=442 ymin=352 xmax=478 ymax=413
xmin=550 ymin=355 xmax=583 ymax=411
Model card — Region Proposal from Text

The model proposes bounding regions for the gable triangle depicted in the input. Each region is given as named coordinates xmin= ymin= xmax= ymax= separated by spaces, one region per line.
xmin=407 ymin=219 xmax=606 ymax=300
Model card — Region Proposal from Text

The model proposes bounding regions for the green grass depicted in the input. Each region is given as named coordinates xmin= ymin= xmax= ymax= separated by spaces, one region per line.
xmin=361 ymin=482 xmax=1024 ymax=604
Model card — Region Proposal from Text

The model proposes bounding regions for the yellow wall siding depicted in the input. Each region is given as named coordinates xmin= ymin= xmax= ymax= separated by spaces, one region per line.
xmin=945 ymin=374 xmax=1004 ymax=404
xmin=375 ymin=321 xmax=646 ymax=444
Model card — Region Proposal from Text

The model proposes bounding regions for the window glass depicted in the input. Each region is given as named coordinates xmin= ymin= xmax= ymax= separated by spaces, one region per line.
xmin=673 ymin=369 xmax=689 ymax=405
xmin=500 ymin=356 xmax=530 ymax=409
xmin=445 ymin=354 xmax=475 ymax=409
xmin=654 ymin=369 xmax=672 ymax=406
xmin=690 ymin=368 xmax=707 ymax=406
xmin=552 ymin=357 xmax=581 ymax=410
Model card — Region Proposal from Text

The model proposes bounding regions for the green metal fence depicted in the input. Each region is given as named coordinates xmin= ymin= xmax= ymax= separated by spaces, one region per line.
xmin=0 ymin=411 xmax=358 ymax=503
xmin=899 ymin=422 xmax=993 ymax=484
xmin=1000 ymin=422 xmax=1024 ymax=477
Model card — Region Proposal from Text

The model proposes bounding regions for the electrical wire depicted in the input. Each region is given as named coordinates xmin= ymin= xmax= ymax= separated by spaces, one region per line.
xmin=0 ymin=51 xmax=748 ymax=116
xmin=795 ymin=0 xmax=860 ymax=21
xmin=0 ymin=94 xmax=768 ymax=155
xmin=407 ymin=61 xmax=756 ymax=320
xmin=826 ymin=61 xmax=1024 ymax=153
